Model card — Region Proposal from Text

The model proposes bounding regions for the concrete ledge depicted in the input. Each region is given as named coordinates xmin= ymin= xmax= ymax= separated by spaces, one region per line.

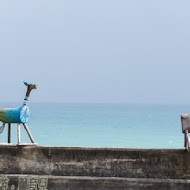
xmin=0 ymin=146 xmax=190 ymax=189
xmin=0 ymin=146 xmax=189 ymax=179
xmin=0 ymin=174 xmax=190 ymax=190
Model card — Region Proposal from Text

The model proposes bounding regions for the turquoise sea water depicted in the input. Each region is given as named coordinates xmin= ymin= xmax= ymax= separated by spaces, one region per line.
xmin=0 ymin=102 xmax=188 ymax=149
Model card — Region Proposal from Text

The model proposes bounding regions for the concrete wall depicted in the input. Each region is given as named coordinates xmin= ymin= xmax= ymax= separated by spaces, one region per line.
xmin=0 ymin=146 xmax=188 ymax=179
xmin=0 ymin=146 xmax=190 ymax=189
xmin=0 ymin=175 xmax=190 ymax=190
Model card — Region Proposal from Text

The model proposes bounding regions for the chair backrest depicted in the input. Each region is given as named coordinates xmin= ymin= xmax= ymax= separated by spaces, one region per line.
xmin=181 ymin=114 xmax=190 ymax=133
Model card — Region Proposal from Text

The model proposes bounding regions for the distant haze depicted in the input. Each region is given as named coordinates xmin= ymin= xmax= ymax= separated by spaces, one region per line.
xmin=0 ymin=1 xmax=189 ymax=104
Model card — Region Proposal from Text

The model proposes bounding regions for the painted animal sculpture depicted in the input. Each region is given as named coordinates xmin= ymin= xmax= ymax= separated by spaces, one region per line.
xmin=0 ymin=82 xmax=38 ymax=145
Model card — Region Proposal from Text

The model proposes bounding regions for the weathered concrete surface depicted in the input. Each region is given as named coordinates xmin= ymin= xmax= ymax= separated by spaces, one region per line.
xmin=0 ymin=146 xmax=190 ymax=189
xmin=0 ymin=146 xmax=188 ymax=179
xmin=0 ymin=175 xmax=190 ymax=190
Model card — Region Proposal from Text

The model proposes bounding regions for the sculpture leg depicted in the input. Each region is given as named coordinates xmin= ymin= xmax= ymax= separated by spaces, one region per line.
xmin=23 ymin=123 xmax=36 ymax=144
xmin=8 ymin=123 xmax=11 ymax=144
xmin=17 ymin=123 xmax=21 ymax=145
xmin=0 ymin=123 xmax=5 ymax=134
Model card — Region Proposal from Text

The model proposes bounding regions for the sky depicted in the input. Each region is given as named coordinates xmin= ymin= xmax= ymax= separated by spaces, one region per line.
xmin=0 ymin=0 xmax=190 ymax=104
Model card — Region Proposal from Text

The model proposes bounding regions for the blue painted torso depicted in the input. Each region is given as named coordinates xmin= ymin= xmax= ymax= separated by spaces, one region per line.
xmin=0 ymin=105 xmax=30 ymax=123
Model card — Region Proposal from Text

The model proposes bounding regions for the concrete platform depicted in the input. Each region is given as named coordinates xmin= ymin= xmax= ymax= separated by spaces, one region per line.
xmin=0 ymin=146 xmax=190 ymax=189
xmin=0 ymin=174 xmax=190 ymax=190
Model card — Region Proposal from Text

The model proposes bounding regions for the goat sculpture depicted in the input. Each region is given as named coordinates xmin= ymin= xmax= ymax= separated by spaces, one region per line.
xmin=0 ymin=82 xmax=37 ymax=145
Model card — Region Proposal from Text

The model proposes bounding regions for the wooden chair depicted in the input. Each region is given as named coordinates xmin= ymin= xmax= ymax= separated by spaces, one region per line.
xmin=181 ymin=114 xmax=190 ymax=151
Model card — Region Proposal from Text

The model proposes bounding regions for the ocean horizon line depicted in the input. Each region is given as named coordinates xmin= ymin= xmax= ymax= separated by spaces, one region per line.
xmin=0 ymin=101 xmax=189 ymax=106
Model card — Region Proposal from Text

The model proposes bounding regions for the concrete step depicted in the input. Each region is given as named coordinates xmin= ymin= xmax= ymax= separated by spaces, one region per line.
xmin=0 ymin=146 xmax=189 ymax=179
xmin=0 ymin=174 xmax=190 ymax=190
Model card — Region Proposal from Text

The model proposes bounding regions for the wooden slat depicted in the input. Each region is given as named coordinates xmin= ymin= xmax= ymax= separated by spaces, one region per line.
xmin=17 ymin=124 xmax=21 ymax=145
xmin=23 ymin=123 xmax=36 ymax=144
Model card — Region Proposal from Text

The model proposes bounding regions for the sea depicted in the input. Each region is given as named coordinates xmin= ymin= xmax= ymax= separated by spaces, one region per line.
xmin=0 ymin=102 xmax=188 ymax=149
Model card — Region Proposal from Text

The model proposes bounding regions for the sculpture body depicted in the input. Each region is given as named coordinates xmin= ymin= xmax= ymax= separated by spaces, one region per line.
xmin=0 ymin=82 xmax=37 ymax=145
xmin=0 ymin=105 xmax=30 ymax=123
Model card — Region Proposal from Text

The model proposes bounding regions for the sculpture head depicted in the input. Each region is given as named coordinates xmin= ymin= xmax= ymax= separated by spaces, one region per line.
xmin=23 ymin=82 xmax=38 ymax=98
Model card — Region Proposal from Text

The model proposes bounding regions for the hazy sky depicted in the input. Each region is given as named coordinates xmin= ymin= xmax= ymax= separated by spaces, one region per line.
xmin=0 ymin=0 xmax=190 ymax=103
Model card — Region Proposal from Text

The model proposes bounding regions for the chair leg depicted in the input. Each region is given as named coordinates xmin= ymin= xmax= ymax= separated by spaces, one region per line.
xmin=17 ymin=123 xmax=21 ymax=145
xmin=185 ymin=130 xmax=189 ymax=151
xmin=8 ymin=123 xmax=11 ymax=144
xmin=184 ymin=134 xmax=186 ymax=148
xmin=23 ymin=123 xmax=36 ymax=143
